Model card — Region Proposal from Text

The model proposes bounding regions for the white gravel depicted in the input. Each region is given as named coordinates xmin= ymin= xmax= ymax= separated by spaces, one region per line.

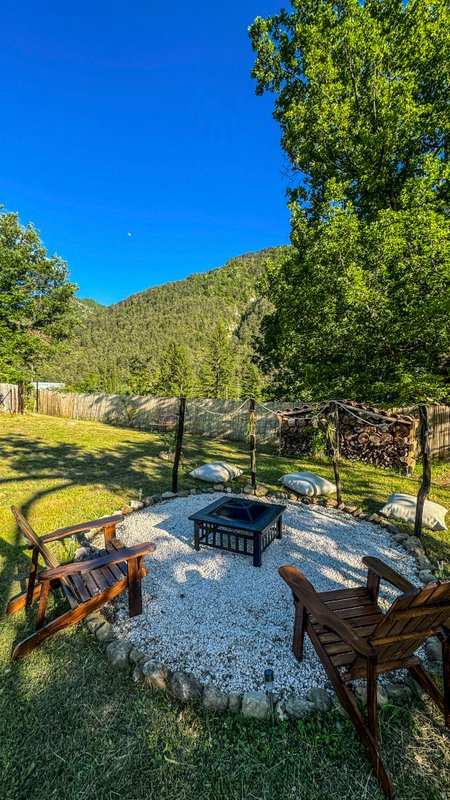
xmin=112 ymin=493 xmax=420 ymax=698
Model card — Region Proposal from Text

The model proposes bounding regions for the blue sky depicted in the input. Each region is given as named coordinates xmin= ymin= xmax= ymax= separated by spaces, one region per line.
xmin=0 ymin=1 xmax=290 ymax=305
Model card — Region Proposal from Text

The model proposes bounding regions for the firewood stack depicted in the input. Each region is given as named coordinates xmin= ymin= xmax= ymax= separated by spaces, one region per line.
xmin=278 ymin=401 xmax=418 ymax=473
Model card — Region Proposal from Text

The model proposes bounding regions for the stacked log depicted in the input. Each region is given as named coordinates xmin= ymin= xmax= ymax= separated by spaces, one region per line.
xmin=278 ymin=401 xmax=418 ymax=473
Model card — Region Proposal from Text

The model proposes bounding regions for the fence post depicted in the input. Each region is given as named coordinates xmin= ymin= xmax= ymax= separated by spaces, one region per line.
xmin=249 ymin=398 xmax=257 ymax=490
xmin=35 ymin=381 xmax=39 ymax=413
xmin=329 ymin=402 xmax=342 ymax=506
xmin=414 ymin=404 xmax=431 ymax=538
xmin=172 ymin=395 xmax=186 ymax=493
xmin=18 ymin=381 xmax=25 ymax=415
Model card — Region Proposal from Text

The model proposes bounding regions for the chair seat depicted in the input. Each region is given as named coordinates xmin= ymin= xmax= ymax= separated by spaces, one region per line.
xmin=65 ymin=538 xmax=145 ymax=605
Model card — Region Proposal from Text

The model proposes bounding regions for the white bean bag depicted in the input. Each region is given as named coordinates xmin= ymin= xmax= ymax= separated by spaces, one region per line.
xmin=380 ymin=493 xmax=448 ymax=531
xmin=189 ymin=462 xmax=242 ymax=483
xmin=278 ymin=471 xmax=337 ymax=497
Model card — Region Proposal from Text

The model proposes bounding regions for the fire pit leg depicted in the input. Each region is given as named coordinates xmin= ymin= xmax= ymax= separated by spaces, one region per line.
xmin=276 ymin=517 xmax=282 ymax=540
xmin=194 ymin=522 xmax=200 ymax=552
xmin=253 ymin=534 xmax=262 ymax=568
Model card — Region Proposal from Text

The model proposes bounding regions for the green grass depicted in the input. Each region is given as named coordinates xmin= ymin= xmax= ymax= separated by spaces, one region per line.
xmin=1 ymin=412 xmax=450 ymax=800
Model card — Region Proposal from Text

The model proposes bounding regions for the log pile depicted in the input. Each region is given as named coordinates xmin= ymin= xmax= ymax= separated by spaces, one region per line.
xmin=338 ymin=402 xmax=417 ymax=472
xmin=278 ymin=401 xmax=418 ymax=473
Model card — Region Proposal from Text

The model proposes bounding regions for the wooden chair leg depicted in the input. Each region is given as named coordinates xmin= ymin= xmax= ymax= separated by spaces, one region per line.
xmin=36 ymin=581 xmax=50 ymax=629
xmin=443 ymin=638 xmax=450 ymax=727
xmin=307 ymin=624 xmax=394 ymax=799
xmin=367 ymin=660 xmax=379 ymax=744
xmin=292 ymin=598 xmax=306 ymax=662
xmin=26 ymin=547 xmax=39 ymax=605
xmin=12 ymin=582 xmax=127 ymax=660
xmin=127 ymin=557 xmax=142 ymax=617
xmin=6 ymin=583 xmax=42 ymax=616
xmin=409 ymin=663 xmax=447 ymax=721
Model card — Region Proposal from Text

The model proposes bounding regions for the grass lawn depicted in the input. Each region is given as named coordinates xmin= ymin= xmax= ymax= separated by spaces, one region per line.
xmin=1 ymin=412 xmax=450 ymax=800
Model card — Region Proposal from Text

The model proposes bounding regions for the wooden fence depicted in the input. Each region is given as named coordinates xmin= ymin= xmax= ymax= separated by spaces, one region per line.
xmin=36 ymin=390 xmax=289 ymax=444
xmin=0 ymin=383 xmax=20 ymax=413
xmin=31 ymin=389 xmax=450 ymax=460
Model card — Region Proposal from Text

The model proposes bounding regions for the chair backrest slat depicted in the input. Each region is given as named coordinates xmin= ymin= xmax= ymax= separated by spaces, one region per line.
xmin=371 ymin=581 xmax=450 ymax=663
xmin=11 ymin=506 xmax=77 ymax=599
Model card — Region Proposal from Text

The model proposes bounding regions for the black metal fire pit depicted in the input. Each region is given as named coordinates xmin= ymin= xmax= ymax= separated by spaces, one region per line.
xmin=188 ymin=497 xmax=286 ymax=567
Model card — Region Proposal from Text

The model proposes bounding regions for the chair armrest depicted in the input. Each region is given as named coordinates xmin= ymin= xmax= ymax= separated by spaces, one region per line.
xmin=279 ymin=565 xmax=376 ymax=659
xmin=362 ymin=556 xmax=416 ymax=594
xmin=39 ymin=541 xmax=156 ymax=580
xmin=41 ymin=515 xmax=125 ymax=543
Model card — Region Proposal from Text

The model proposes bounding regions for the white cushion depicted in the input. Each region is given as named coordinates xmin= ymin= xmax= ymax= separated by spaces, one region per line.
xmin=380 ymin=493 xmax=448 ymax=531
xmin=278 ymin=471 xmax=337 ymax=496
xmin=189 ymin=462 xmax=243 ymax=483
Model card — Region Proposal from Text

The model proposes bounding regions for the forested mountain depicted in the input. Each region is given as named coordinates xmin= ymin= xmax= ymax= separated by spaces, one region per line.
xmin=45 ymin=247 xmax=289 ymax=397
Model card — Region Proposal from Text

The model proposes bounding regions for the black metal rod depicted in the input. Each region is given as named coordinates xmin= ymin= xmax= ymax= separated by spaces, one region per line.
xmin=172 ymin=395 xmax=186 ymax=493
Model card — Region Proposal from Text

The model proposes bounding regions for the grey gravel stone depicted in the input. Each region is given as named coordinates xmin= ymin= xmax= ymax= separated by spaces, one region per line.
xmin=202 ymin=685 xmax=229 ymax=711
xmin=385 ymin=682 xmax=412 ymax=704
xmin=170 ymin=671 xmax=203 ymax=703
xmin=106 ymin=640 xmax=131 ymax=669
xmin=418 ymin=569 xmax=436 ymax=584
xmin=143 ymin=496 xmax=155 ymax=507
xmin=228 ymin=692 xmax=242 ymax=714
xmin=176 ymin=490 xmax=190 ymax=498
xmin=95 ymin=622 xmax=115 ymax=643
xmin=189 ymin=488 xmax=197 ymax=495
xmin=403 ymin=536 xmax=424 ymax=555
xmin=131 ymin=662 xmax=146 ymax=681
xmin=129 ymin=500 xmax=144 ymax=510
xmin=275 ymin=700 xmax=289 ymax=722
xmin=162 ymin=491 xmax=176 ymax=499
xmin=143 ymin=660 xmax=170 ymax=691
xmin=416 ymin=554 xmax=433 ymax=570
xmin=404 ymin=674 xmax=426 ymax=699
xmin=307 ymin=687 xmax=332 ymax=712
xmin=426 ymin=639 xmax=443 ymax=664
xmin=213 ymin=483 xmax=225 ymax=492
xmin=241 ymin=691 xmax=270 ymax=719
xmin=354 ymin=685 xmax=389 ymax=707
xmin=152 ymin=494 xmax=162 ymax=503
xmin=73 ymin=546 xmax=91 ymax=562
xmin=129 ymin=649 xmax=147 ymax=665
xmin=284 ymin=695 xmax=315 ymax=719
xmin=225 ymin=486 xmax=232 ymax=493
xmin=243 ymin=485 xmax=253 ymax=495
xmin=85 ymin=612 xmax=105 ymax=634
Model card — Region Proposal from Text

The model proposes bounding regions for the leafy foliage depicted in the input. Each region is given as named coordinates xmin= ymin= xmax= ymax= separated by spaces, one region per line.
xmin=0 ymin=208 xmax=76 ymax=382
xmin=250 ymin=0 xmax=450 ymax=403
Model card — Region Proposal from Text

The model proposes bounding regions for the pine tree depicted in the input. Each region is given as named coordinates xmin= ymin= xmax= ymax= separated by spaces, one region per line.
xmin=150 ymin=340 xmax=196 ymax=397
xmin=199 ymin=322 xmax=238 ymax=399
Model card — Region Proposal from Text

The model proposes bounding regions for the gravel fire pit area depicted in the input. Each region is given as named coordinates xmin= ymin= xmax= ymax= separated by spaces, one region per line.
xmin=112 ymin=493 xmax=420 ymax=701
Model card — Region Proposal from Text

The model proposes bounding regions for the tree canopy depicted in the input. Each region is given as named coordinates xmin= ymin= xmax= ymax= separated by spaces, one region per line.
xmin=0 ymin=208 xmax=76 ymax=382
xmin=250 ymin=0 xmax=450 ymax=403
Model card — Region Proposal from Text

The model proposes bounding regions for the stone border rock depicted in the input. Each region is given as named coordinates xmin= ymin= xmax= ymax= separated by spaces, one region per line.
xmin=79 ymin=484 xmax=445 ymax=720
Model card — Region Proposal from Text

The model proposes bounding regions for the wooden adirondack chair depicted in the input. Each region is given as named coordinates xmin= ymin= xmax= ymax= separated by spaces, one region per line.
xmin=279 ymin=557 xmax=450 ymax=799
xmin=7 ymin=506 xmax=156 ymax=660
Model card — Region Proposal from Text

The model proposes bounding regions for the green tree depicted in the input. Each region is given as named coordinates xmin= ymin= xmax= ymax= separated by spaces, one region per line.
xmin=150 ymin=340 xmax=196 ymax=397
xmin=250 ymin=0 xmax=450 ymax=220
xmin=250 ymin=0 xmax=450 ymax=403
xmin=199 ymin=322 xmax=238 ymax=399
xmin=0 ymin=208 xmax=76 ymax=381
